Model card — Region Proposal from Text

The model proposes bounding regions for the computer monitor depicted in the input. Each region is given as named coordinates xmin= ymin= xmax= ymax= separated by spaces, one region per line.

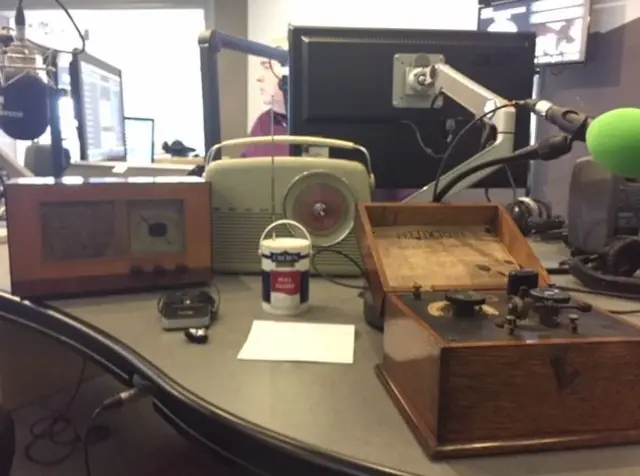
xmin=124 ymin=117 xmax=155 ymax=165
xmin=70 ymin=52 xmax=126 ymax=162
xmin=288 ymin=26 xmax=536 ymax=191
xmin=478 ymin=0 xmax=591 ymax=66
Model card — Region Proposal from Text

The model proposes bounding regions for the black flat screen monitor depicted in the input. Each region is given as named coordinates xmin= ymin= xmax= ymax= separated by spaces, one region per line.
xmin=478 ymin=0 xmax=591 ymax=65
xmin=288 ymin=26 xmax=536 ymax=191
xmin=70 ymin=52 xmax=126 ymax=162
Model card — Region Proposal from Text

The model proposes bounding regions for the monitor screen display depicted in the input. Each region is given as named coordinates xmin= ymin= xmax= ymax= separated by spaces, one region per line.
xmin=125 ymin=117 xmax=154 ymax=165
xmin=75 ymin=57 xmax=126 ymax=161
xmin=478 ymin=0 xmax=591 ymax=65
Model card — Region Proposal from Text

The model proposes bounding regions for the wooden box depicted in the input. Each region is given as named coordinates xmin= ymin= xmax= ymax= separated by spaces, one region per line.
xmin=358 ymin=204 xmax=640 ymax=458
xmin=355 ymin=203 xmax=550 ymax=323
xmin=378 ymin=292 xmax=640 ymax=459
xmin=6 ymin=177 xmax=213 ymax=298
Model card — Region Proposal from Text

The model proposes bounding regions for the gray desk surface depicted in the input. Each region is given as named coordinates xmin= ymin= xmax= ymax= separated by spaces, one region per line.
xmin=4 ymin=242 xmax=640 ymax=475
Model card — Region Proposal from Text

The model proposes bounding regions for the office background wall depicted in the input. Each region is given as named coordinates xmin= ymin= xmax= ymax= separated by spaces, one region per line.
xmin=15 ymin=9 xmax=207 ymax=156
xmin=247 ymin=0 xmax=479 ymax=131
xmin=535 ymin=0 xmax=640 ymax=216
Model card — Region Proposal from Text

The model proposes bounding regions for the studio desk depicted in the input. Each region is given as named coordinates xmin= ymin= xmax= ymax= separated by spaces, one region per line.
xmin=2 ymin=241 xmax=640 ymax=476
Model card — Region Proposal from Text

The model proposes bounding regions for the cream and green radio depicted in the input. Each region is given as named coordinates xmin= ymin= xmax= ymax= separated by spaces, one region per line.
xmin=204 ymin=135 xmax=374 ymax=275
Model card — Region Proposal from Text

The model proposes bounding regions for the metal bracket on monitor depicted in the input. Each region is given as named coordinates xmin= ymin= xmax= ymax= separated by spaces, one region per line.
xmin=392 ymin=54 xmax=445 ymax=109
xmin=391 ymin=53 xmax=516 ymax=202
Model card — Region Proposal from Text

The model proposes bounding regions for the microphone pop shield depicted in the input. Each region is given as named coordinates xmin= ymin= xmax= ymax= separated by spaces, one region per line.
xmin=0 ymin=71 xmax=50 ymax=140
xmin=586 ymin=108 xmax=640 ymax=179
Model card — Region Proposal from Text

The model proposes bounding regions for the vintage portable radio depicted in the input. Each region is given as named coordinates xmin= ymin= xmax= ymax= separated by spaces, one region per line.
xmin=357 ymin=203 xmax=640 ymax=459
xmin=204 ymin=136 xmax=373 ymax=275
xmin=5 ymin=177 xmax=212 ymax=298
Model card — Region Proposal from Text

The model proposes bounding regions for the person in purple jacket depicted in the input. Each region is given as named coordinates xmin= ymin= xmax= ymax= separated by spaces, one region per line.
xmin=242 ymin=38 xmax=289 ymax=158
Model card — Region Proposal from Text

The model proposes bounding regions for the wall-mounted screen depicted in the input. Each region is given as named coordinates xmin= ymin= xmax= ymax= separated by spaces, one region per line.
xmin=478 ymin=0 xmax=591 ymax=65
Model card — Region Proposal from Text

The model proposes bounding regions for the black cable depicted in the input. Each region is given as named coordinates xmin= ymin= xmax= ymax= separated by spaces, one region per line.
xmin=400 ymin=120 xmax=443 ymax=159
xmin=433 ymin=131 xmax=575 ymax=203
xmin=23 ymin=359 xmax=87 ymax=466
xmin=554 ymin=284 xmax=640 ymax=302
xmin=310 ymin=248 xmax=367 ymax=290
xmin=433 ymin=146 xmax=537 ymax=202
xmin=267 ymin=59 xmax=281 ymax=81
xmin=82 ymin=405 xmax=106 ymax=476
xmin=82 ymin=385 xmax=151 ymax=476
xmin=485 ymin=165 xmax=518 ymax=202
xmin=53 ymin=0 xmax=86 ymax=53
xmin=480 ymin=131 xmax=494 ymax=203
xmin=553 ymin=283 xmax=640 ymax=314
xmin=14 ymin=0 xmax=86 ymax=55
xmin=545 ymin=266 xmax=570 ymax=275
xmin=504 ymin=165 xmax=518 ymax=201
xmin=480 ymin=129 xmax=518 ymax=203
xmin=479 ymin=120 xmax=492 ymax=149
xmin=267 ymin=45 xmax=286 ymax=81
xmin=431 ymin=102 xmax=515 ymax=202
xmin=400 ymin=92 xmax=445 ymax=160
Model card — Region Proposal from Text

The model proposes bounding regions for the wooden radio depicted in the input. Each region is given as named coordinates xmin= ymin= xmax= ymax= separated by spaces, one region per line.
xmin=5 ymin=177 xmax=213 ymax=299
xmin=357 ymin=203 xmax=640 ymax=459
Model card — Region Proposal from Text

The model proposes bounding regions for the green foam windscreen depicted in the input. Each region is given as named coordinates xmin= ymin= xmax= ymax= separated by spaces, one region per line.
xmin=586 ymin=108 xmax=640 ymax=178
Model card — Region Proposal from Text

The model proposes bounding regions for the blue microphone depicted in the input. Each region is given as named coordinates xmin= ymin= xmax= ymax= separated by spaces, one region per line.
xmin=1 ymin=72 xmax=50 ymax=140
xmin=0 ymin=6 xmax=50 ymax=141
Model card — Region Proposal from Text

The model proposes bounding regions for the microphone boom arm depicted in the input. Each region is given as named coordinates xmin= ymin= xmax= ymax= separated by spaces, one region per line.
xmin=198 ymin=30 xmax=289 ymax=152
xmin=523 ymin=99 xmax=591 ymax=142
xmin=390 ymin=54 xmax=516 ymax=202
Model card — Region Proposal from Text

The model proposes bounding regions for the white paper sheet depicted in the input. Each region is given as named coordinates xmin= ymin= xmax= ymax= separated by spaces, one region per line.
xmin=237 ymin=320 xmax=355 ymax=364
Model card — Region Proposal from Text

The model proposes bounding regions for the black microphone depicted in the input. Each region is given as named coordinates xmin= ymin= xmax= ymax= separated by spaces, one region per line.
xmin=519 ymin=99 xmax=593 ymax=142
xmin=0 ymin=4 xmax=50 ymax=141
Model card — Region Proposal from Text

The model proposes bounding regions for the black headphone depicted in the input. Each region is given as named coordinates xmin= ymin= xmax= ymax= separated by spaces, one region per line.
xmin=569 ymin=236 xmax=640 ymax=295
xmin=279 ymin=75 xmax=289 ymax=115
xmin=505 ymin=197 xmax=564 ymax=236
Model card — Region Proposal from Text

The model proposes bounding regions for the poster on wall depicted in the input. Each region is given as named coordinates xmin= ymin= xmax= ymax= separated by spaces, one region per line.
xmin=244 ymin=38 xmax=289 ymax=158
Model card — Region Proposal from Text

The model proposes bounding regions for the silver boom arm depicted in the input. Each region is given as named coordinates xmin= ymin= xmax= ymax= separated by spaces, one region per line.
xmin=0 ymin=146 xmax=33 ymax=178
xmin=391 ymin=54 xmax=516 ymax=202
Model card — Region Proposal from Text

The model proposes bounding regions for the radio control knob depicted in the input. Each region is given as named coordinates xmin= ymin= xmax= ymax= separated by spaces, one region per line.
xmin=445 ymin=291 xmax=486 ymax=317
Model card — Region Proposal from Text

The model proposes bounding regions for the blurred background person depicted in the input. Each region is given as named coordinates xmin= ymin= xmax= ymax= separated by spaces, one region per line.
xmin=242 ymin=37 xmax=289 ymax=157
